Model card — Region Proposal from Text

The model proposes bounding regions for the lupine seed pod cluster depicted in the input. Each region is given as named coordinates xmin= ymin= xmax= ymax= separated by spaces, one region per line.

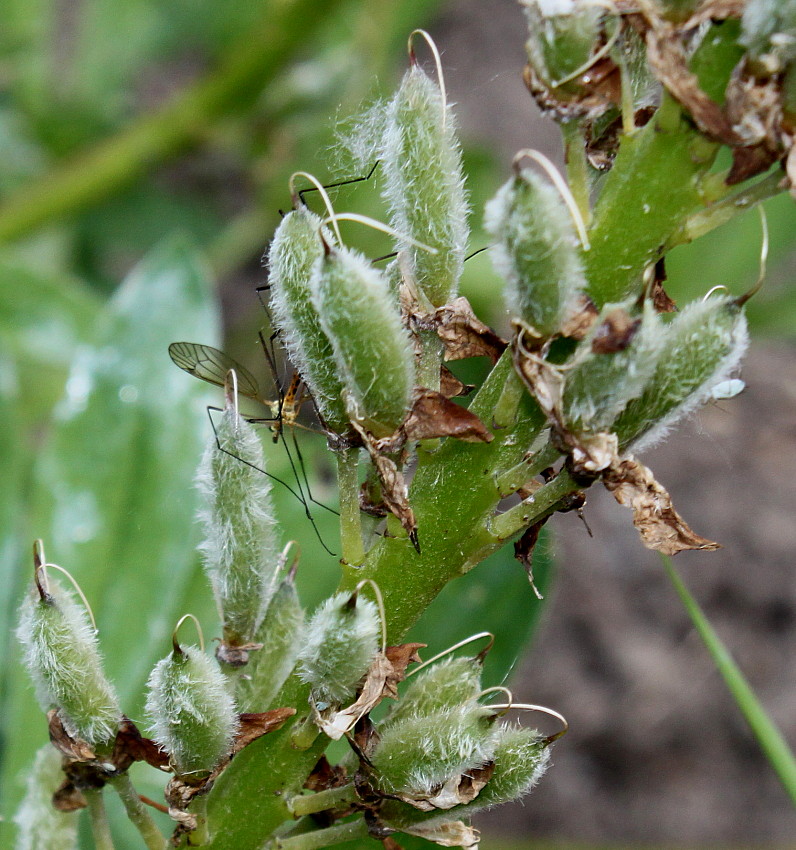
xmin=14 ymin=7 xmax=790 ymax=846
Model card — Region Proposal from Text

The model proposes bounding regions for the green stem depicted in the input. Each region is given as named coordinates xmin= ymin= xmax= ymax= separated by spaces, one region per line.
xmin=188 ymin=794 xmax=211 ymax=846
xmin=669 ymin=169 xmax=785 ymax=248
xmin=493 ymin=440 xmax=560 ymax=497
xmin=662 ymin=556 xmax=796 ymax=806
xmin=488 ymin=467 xmax=580 ymax=540
xmin=562 ymin=123 xmax=592 ymax=227
xmin=271 ymin=818 xmax=369 ymax=849
xmin=492 ymin=366 xmax=526 ymax=430
xmin=84 ymin=788 xmax=115 ymax=850
xmin=108 ymin=774 xmax=167 ymax=850
xmin=336 ymin=448 xmax=365 ymax=566
xmin=288 ymin=784 xmax=358 ymax=818
xmin=0 ymin=0 xmax=346 ymax=244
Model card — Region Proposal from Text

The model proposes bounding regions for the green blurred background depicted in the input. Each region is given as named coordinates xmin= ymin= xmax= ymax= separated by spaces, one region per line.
xmin=0 ymin=0 xmax=794 ymax=848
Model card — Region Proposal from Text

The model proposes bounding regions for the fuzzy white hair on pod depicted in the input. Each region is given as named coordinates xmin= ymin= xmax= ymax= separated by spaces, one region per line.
xmin=296 ymin=592 xmax=381 ymax=706
xmin=17 ymin=581 xmax=121 ymax=747
xmin=145 ymin=644 xmax=239 ymax=777
xmin=196 ymin=405 xmax=280 ymax=645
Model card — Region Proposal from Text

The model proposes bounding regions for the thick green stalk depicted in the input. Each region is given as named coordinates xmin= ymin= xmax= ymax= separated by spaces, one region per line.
xmin=336 ymin=448 xmax=365 ymax=566
xmin=108 ymin=774 xmax=167 ymax=850
xmin=84 ymin=789 xmax=114 ymax=850
xmin=585 ymin=20 xmax=747 ymax=304
xmin=271 ymin=819 xmax=369 ymax=849
xmin=0 ymin=0 xmax=346 ymax=243
xmin=288 ymin=784 xmax=358 ymax=818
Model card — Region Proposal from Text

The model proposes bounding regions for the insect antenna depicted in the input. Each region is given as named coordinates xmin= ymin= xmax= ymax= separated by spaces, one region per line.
xmin=296 ymin=160 xmax=380 ymax=208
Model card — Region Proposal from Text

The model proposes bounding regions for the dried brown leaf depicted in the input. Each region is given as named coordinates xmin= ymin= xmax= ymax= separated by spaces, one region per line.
xmin=652 ymin=259 xmax=678 ymax=313
xmin=113 ymin=718 xmax=170 ymax=771
xmin=52 ymin=780 xmax=87 ymax=812
xmin=232 ymin=708 xmax=296 ymax=755
xmin=604 ymin=457 xmax=721 ymax=554
xmin=433 ymin=297 xmax=507 ymax=364
xmin=305 ymin=756 xmax=349 ymax=792
xmin=590 ymin=308 xmax=640 ymax=354
xmin=403 ymin=819 xmax=480 ymax=848
xmin=382 ymin=838 xmax=405 ymax=850
xmin=315 ymin=646 xmax=422 ymax=740
xmin=515 ymin=518 xmax=551 ymax=600
xmin=403 ymin=389 xmax=493 ymax=443
xmin=440 ymin=365 xmax=474 ymax=398
xmin=511 ymin=333 xmax=565 ymax=427
xmin=644 ymin=23 xmax=740 ymax=143
xmin=47 ymin=711 xmax=96 ymax=762
xmin=560 ymin=294 xmax=599 ymax=340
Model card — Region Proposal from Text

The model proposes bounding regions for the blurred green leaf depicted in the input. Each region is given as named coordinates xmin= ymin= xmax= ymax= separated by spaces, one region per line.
xmin=0 ymin=236 xmax=221 ymax=823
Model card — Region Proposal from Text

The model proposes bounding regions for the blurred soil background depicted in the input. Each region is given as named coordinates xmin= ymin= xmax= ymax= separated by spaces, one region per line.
xmin=1 ymin=0 xmax=794 ymax=847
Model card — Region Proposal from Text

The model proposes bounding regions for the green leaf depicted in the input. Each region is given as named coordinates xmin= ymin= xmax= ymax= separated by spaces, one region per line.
xmin=662 ymin=555 xmax=796 ymax=806
xmin=1 ymin=236 xmax=221 ymax=820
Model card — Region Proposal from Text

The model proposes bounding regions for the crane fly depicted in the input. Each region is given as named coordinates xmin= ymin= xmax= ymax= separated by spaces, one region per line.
xmin=168 ymin=340 xmax=337 ymax=555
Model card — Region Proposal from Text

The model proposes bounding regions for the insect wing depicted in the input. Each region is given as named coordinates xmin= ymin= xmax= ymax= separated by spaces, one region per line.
xmin=168 ymin=342 xmax=262 ymax=402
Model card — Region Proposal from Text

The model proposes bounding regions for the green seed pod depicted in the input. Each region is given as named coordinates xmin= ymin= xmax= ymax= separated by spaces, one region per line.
xmin=741 ymin=0 xmax=796 ymax=74
xmin=484 ymin=167 xmax=586 ymax=338
xmin=17 ymin=579 xmax=121 ymax=747
xmin=614 ymin=294 xmax=749 ymax=452
xmin=145 ymin=643 xmax=238 ymax=777
xmin=371 ymin=704 xmax=497 ymax=797
xmin=13 ymin=744 xmax=78 ymax=850
xmin=311 ymin=245 xmax=415 ymax=438
xmin=197 ymin=404 xmax=280 ymax=651
xmin=268 ymin=209 xmax=349 ymax=431
xmin=467 ymin=724 xmax=551 ymax=810
xmin=562 ymin=300 xmax=663 ymax=434
xmin=383 ymin=655 xmax=483 ymax=728
xmin=296 ymin=591 xmax=381 ymax=707
xmin=521 ymin=0 xmax=602 ymax=94
xmin=381 ymin=62 xmax=469 ymax=307
xmin=237 ymin=576 xmax=304 ymax=713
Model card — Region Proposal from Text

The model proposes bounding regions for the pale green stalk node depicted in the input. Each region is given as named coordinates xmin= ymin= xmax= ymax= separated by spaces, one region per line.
xmin=381 ymin=63 xmax=469 ymax=307
xmin=17 ymin=581 xmax=122 ymax=747
xmin=237 ymin=577 xmax=304 ymax=713
xmin=296 ymin=592 xmax=381 ymax=707
xmin=485 ymin=168 xmax=586 ymax=337
xmin=371 ymin=703 xmax=497 ymax=796
xmin=145 ymin=644 xmax=238 ymax=777
xmin=14 ymin=744 xmax=79 ymax=850
xmin=197 ymin=405 xmax=280 ymax=647
xmin=268 ymin=208 xmax=350 ymax=431
xmin=311 ymin=245 xmax=415 ymax=438
xmin=615 ymin=295 xmax=749 ymax=452
xmin=562 ymin=300 xmax=663 ymax=434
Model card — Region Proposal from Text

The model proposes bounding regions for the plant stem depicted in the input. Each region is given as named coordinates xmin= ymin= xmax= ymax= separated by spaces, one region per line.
xmin=84 ymin=788 xmax=115 ymax=850
xmin=488 ymin=467 xmax=580 ymax=540
xmin=416 ymin=327 xmax=443 ymax=393
xmin=562 ymin=123 xmax=592 ymax=227
xmin=336 ymin=448 xmax=365 ymax=566
xmin=108 ymin=774 xmax=168 ymax=850
xmin=669 ymin=169 xmax=785 ymax=247
xmin=288 ymin=784 xmax=358 ymax=818
xmin=493 ymin=440 xmax=560 ymax=497
xmin=492 ymin=366 xmax=526 ymax=429
xmin=662 ymin=556 xmax=796 ymax=806
xmin=0 ymin=0 xmax=346 ymax=244
xmin=188 ymin=794 xmax=211 ymax=846
xmin=271 ymin=818 xmax=369 ymax=849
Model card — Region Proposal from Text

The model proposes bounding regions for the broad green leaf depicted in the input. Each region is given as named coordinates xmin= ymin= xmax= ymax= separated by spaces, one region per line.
xmin=1 ymin=236 xmax=220 ymax=823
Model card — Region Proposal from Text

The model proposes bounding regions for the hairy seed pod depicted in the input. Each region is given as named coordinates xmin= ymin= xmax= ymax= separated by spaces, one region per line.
xmin=383 ymin=655 xmax=483 ymax=728
xmin=145 ymin=643 xmax=238 ymax=777
xmin=196 ymin=405 xmax=280 ymax=650
xmin=371 ymin=703 xmax=497 ymax=797
xmin=14 ymin=744 xmax=79 ymax=850
xmin=237 ymin=576 xmax=304 ymax=713
xmin=467 ymin=724 xmax=551 ymax=810
xmin=562 ymin=300 xmax=663 ymax=434
xmin=296 ymin=591 xmax=381 ymax=707
xmin=521 ymin=0 xmax=602 ymax=94
xmin=268 ymin=209 xmax=349 ymax=431
xmin=484 ymin=168 xmax=586 ymax=338
xmin=311 ymin=245 xmax=415 ymax=438
xmin=381 ymin=63 xmax=469 ymax=307
xmin=614 ymin=294 xmax=749 ymax=452
xmin=17 ymin=580 xmax=121 ymax=747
